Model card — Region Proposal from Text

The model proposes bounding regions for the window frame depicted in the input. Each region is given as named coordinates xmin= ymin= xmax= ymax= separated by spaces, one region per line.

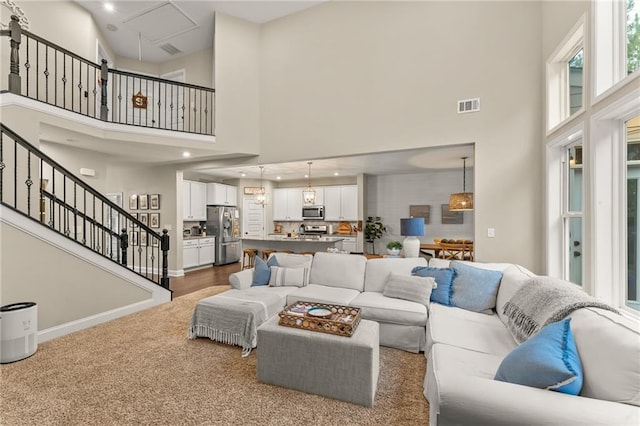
xmin=547 ymin=15 xmax=586 ymax=134
xmin=592 ymin=0 xmax=640 ymax=103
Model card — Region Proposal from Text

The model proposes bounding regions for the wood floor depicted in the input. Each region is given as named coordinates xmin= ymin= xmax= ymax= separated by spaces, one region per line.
xmin=169 ymin=262 xmax=241 ymax=298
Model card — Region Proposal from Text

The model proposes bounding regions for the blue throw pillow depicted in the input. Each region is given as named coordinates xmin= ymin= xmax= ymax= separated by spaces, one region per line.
xmin=251 ymin=256 xmax=279 ymax=286
xmin=450 ymin=261 xmax=503 ymax=313
xmin=411 ymin=266 xmax=456 ymax=306
xmin=494 ymin=318 xmax=583 ymax=395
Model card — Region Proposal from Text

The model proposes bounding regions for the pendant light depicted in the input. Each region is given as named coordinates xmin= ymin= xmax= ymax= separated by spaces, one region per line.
xmin=449 ymin=157 xmax=474 ymax=211
xmin=302 ymin=161 xmax=316 ymax=205
xmin=256 ymin=166 xmax=267 ymax=205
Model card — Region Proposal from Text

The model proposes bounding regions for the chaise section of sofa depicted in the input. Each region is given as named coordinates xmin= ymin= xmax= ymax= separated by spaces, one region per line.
xmin=424 ymin=259 xmax=640 ymax=426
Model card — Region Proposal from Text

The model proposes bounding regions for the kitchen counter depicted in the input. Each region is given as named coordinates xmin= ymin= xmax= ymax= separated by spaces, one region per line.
xmin=183 ymin=235 xmax=214 ymax=240
xmin=242 ymin=235 xmax=345 ymax=254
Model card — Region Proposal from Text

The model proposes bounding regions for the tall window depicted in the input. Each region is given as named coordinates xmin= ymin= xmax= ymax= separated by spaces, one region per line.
xmin=569 ymin=49 xmax=584 ymax=115
xmin=628 ymin=0 xmax=640 ymax=75
xmin=627 ymin=115 xmax=640 ymax=310
xmin=547 ymin=17 xmax=584 ymax=131
xmin=565 ymin=144 xmax=583 ymax=285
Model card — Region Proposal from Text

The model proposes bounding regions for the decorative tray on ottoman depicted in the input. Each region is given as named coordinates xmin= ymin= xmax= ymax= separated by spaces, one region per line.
xmin=278 ymin=301 xmax=361 ymax=337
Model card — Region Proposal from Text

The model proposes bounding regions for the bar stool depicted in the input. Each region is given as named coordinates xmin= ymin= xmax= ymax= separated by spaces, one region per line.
xmin=242 ymin=248 xmax=258 ymax=270
xmin=262 ymin=249 xmax=276 ymax=260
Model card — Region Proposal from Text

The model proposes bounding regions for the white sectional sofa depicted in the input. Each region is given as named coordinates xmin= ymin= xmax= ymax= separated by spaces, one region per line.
xmin=229 ymin=251 xmax=429 ymax=352
xmin=222 ymin=251 xmax=640 ymax=424
xmin=424 ymin=258 xmax=640 ymax=426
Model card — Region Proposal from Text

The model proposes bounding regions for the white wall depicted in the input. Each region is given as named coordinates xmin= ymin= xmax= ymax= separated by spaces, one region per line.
xmin=366 ymin=170 xmax=474 ymax=254
xmin=0 ymin=219 xmax=151 ymax=330
xmin=255 ymin=1 xmax=543 ymax=270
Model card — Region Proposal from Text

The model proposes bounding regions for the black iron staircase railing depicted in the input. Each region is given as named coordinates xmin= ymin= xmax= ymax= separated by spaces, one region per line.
xmin=1 ymin=15 xmax=215 ymax=135
xmin=0 ymin=123 xmax=171 ymax=290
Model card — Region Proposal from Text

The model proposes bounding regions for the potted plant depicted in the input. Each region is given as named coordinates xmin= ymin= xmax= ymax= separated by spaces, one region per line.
xmin=386 ymin=241 xmax=403 ymax=257
xmin=364 ymin=216 xmax=386 ymax=254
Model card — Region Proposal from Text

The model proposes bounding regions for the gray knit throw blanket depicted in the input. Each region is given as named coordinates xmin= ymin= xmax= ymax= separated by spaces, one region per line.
xmin=503 ymin=276 xmax=618 ymax=343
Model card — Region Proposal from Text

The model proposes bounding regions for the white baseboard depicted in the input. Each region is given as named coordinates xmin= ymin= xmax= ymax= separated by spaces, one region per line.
xmin=37 ymin=298 xmax=168 ymax=343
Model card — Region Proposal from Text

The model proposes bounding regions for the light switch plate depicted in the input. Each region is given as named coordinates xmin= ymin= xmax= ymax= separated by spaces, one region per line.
xmin=487 ymin=228 xmax=495 ymax=238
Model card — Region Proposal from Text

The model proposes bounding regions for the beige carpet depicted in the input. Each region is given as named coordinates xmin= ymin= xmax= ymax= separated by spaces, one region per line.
xmin=0 ymin=286 xmax=429 ymax=425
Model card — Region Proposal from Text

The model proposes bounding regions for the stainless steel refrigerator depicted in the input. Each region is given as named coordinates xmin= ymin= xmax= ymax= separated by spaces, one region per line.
xmin=206 ymin=205 xmax=241 ymax=265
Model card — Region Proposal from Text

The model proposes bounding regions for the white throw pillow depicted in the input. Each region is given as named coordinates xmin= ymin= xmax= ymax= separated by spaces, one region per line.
xmin=268 ymin=266 xmax=309 ymax=288
xmin=382 ymin=273 xmax=435 ymax=306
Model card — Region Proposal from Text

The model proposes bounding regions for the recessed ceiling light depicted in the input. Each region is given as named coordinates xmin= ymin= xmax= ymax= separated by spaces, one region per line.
xmin=304 ymin=174 xmax=309 ymax=178
xmin=276 ymin=176 xmax=281 ymax=180
xmin=106 ymin=24 xmax=118 ymax=32
xmin=334 ymin=172 xmax=339 ymax=176
xmin=104 ymin=2 xmax=114 ymax=12
xmin=240 ymin=172 xmax=247 ymax=177
xmin=182 ymin=151 xmax=191 ymax=158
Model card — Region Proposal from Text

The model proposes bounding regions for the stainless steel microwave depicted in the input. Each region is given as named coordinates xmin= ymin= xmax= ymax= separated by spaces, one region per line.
xmin=302 ymin=205 xmax=324 ymax=220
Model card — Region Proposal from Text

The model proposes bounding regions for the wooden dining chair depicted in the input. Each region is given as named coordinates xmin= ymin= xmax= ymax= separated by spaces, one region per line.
xmin=437 ymin=240 xmax=474 ymax=261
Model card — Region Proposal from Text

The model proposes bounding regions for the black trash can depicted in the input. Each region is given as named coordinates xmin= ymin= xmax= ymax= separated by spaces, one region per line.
xmin=0 ymin=302 xmax=38 ymax=363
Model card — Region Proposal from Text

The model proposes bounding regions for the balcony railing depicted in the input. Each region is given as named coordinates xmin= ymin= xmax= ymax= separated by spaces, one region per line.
xmin=1 ymin=15 xmax=215 ymax=135
xmin=0 ymin=122 xmax=171 ymax=290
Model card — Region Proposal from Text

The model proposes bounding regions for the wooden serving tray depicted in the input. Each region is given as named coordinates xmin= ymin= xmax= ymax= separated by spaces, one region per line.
xmin=278 ymin=301 xmax=361 ymax=337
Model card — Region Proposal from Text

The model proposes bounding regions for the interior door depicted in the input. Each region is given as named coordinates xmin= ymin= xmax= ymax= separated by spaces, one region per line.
xmin=243 ymin=197 xmax=265 ymax=238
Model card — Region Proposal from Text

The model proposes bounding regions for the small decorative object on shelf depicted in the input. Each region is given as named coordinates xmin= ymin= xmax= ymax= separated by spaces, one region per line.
xmin=279 ymin=301 xmax=361 ymax=337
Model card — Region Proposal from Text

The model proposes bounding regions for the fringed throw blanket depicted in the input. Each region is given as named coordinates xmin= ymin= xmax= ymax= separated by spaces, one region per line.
xmin=188 ymin=289 xmax=283 ymax=357
xmin=503 ymin=276 xmax=618 ymax=343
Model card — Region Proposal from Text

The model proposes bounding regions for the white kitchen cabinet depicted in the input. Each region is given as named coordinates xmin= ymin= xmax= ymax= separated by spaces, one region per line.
xmin=182 ymin=239 xmax=199 ymax=269
xmin=324 ymin=185 xmax=358 ymax=221
xmin=183 ymin=237 xmax=216 ymax=269
xmin=183 ymin=180 xmax=207 ymax=221
xmin=341 ymin=236 xmax=357 ymax=253
xmin=207 ymin=182 xmax=237 ymax=206
xmin=273 ymin=188 xmax=303 ymax=221
xmin=198 ymin=237 xmax=216 ymax=265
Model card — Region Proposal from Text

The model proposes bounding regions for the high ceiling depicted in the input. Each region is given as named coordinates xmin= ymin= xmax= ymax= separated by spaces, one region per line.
xmin=75 ymin=0 xmax=326 ymax=63
xmin=70 ymin=1 xmax=475 ymax=181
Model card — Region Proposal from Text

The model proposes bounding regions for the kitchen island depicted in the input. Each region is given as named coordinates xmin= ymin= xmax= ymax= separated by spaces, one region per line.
xmin=241 ymin=235 xmax=346 ymax=255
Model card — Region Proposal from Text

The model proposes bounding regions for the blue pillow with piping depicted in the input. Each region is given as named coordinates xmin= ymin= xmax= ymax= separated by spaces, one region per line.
xmin=251 ymin=256 xmax=279 ymax=286
xmin=494 ymin=318 xmax=583 ymax=395
xmin=411 ymin=266 xmax=456 ymax=306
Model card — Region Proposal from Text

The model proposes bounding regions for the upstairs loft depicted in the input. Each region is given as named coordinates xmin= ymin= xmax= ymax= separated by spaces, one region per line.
xmin=0 ymin=15 xmax=250 ymax=165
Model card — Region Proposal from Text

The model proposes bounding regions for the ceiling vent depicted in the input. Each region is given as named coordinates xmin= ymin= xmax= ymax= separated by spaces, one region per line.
xmin=159 ymin=43 xmax=182 ymax=55
xmin=457 ymin=98 xmax=480 ymax=114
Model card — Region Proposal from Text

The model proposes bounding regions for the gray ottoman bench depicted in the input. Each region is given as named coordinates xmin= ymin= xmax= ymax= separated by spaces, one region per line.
xmin=257 ymin=315 xmax=380 ymax=407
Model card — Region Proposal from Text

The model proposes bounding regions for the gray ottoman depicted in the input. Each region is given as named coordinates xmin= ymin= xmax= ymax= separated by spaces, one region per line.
xmin=257 ymin=315 xmax=380 ymax=407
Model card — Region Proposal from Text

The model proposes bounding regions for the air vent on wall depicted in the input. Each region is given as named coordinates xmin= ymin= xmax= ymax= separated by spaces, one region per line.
xmin=159 ymin=43 xmax=182 ymax=55
xmin=457 ymin=98 xmax=480 ymax=113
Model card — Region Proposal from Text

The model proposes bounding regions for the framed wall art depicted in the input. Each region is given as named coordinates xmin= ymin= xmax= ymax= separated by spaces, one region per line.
xmin=409 ymin=205 xmax=431 ymax=224
xmin=150 ymin=213 xmax=160 ymax=228
xmin=139 ymin=213 xmax=148 ymax=227
xmin=441 ymin=204 xmax=463 ymax=224
xmin=129 ymin=194 xmax=138 ymax=210
xmin=140 ymin=231 xmax=147 ymax=247
xmin=139 ymin=194 xmax=149 ymax=210
xmin=150 ymin=194 xmax=160 ymax=210
xmin=131 ymin=231 xmax=139 ymax=246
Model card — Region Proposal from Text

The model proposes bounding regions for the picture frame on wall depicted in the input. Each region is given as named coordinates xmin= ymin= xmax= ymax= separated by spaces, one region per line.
xmin=150 ymin=194 xmax=160 ymax=210
xmin=152 ymin=237 xmax=159 ymax=247
xmin=131 ymin=231 xmax=139 ymax=246
xmin=441 ymin=204 xmax=463 ymax=224
xmin=139 ymin=213 xmax=148 ymax=227
xmin=129 ymin=213 xmax=139 ymax=228
xmin=409 ymin=205 xmax=431 ymax=224
xmin=140 ymin=231 xmax=147 ymax=247
xmin=139 ymin=194 xmax=149 ymax=210
xmin=150 ymin=213 xmax=160 ymax=228
xmin=129 ymin=194 xmax=138 ymax=210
